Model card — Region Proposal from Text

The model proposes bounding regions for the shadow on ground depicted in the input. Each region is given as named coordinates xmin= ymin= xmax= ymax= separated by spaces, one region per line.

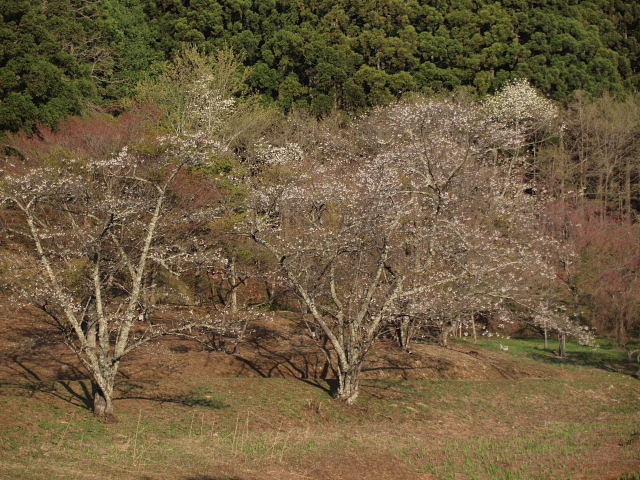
xmin=511 ymin=338 xmax=640 ymax=378
xmin=140 ymin=477 xmax=243 ymax=480
xmin=1 ymin=352 xmax=230 ymax=412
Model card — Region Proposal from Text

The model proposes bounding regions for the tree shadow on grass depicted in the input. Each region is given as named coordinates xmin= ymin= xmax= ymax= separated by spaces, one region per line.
xmin=1 ymin=353 xmax=231 ymax=412
xmin=122 ymin=391 xmax=230 ymax=409
xmin=231 ymin=325 xmax=335 ymax=397
xmin=141 ymin=477 xmax=243 ymax=480
xmin=231 ymin=325 xmax=456 ymax=399
xmin=1 ymin=353 xmax=95 ymax=409
xmin=527 ymin=345 xmax=639 ymax=378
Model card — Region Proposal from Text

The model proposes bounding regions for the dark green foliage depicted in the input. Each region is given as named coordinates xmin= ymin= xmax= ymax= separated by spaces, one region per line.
xmin=142 ymin=0 xmax=639 ymax=114
xmin=0 ymin=0 xmax=92 ymax=131
xmin=0 ymin=0 xmax=159 ymax=132
xmin=2 ymin=0 xmax=640 ymax=132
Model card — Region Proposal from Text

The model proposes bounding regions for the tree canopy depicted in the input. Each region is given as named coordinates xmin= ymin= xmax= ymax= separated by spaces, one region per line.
xmin=1 ymin=0 xmax=639 ymax=132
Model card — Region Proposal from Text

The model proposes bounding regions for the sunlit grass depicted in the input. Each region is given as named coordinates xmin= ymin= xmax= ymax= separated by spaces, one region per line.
xmin=1 ymin=338 xmax=639 ymax=479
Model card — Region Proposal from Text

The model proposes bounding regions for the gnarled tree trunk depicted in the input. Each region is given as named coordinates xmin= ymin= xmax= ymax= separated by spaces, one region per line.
xmin=397 ymin=315 xmax=414 ymax=352
xmin=335 ymin=365 xmax=361 ymax=405
xmin=439 ymin=322 xmax=455 ymax=348
xmin=92 ymin=380 xmax=116 ymax=421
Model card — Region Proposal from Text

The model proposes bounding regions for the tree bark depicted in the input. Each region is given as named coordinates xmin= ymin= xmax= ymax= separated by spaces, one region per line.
xmin=544 ymin=320 xmax=549 ymax=350
xmin=471 ymin=313 xmax=477 ymax=343
xmin=397 ymin=315 xmax=412 ymax=351
xmin=625 ymin=159 xmax=632 ymax=222
xmin=265 ymin=280 xmax=275 ymax=304
xmin=92 ymin=380 xmax=117 ymax=422
xmin=335 ymin=367 xmax=361 ymax=405
xmin=439 ymin=323 xmax=454 ymax=348
xmin=616 ymin=320 xmax=627 ymax=347
xmin=229 ymin=256 xmax=238 ymax=313
xmin=558 ymin=332 xmax=566 ymax=358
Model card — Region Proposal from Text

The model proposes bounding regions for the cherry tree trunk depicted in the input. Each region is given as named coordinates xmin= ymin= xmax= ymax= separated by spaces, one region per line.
xmin=616 ymin=321 xmax=628 ymax=347
xmin=92 ymin=379 xmax=117 ymax=422
xmin=229 ymin=256 xmax=238 ymax=313
xmin=471 ymin=313 xmax=477 ymax=343
xmin=558 ymin=332 xmax=567 ymax=358
xmin=440 ymin=323 xmax=455 ymax=348
xmin=397 ymin=316 xmax=413 ymax=352
xmin=544 ymin=322 xmax=549 ymax=350
xmin=335 ymin=367 xmax=361 ymax=405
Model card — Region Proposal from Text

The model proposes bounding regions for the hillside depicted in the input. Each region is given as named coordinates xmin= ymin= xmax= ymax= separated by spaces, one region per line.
xmin=1 ymin=42 xmax=639 ymax=479
xmin=2 ymin=0 xmax=640 ymax=132
xmin=0 ymin=301 xmax=639 ymax=480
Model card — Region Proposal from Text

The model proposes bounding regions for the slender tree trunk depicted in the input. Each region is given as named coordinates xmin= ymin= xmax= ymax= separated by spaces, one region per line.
xmin=603 ymin=167 xmax=612 ymax=219
xmin=208 ymin=273 xmax=217 ymax=303
xmin=397 ymin=315 xmax=412 ymax=351
xmin=83 ymin=308 xmax=97 ymax=351
xmin=558 ymin=332 xmax=566 ymax=358
xmin=440 ymin=323 xmax=454 ymax=348
xmin=265 ymin=280 xmax=275 ymax=304
xmin=616 ymin=320 xmax=627 ymax=347
xmin=471 ymin=313 xmax=477 ymax=343
xmin=598 ymin=171 xmax=605 ymax=220
xmin=625 ymin=160 xmax=632 ymax=222
xmin=544 ymin=319 xmax=549 ymax=350
xmin=229 ymin=256 xmax=238 ymax=313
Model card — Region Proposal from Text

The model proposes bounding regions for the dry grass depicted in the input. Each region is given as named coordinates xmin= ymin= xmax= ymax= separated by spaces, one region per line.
xmin=0 ymin=305 xmax=639 ymax=479
xmin=1 ymin=368 xmax=639 ymax=479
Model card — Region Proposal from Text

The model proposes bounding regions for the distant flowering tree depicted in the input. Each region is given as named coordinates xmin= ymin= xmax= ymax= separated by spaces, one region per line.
xmin=139 ymin=45 xmax=242 ymax=136
xmin=139 ymin=45 xmax=276 ymax=151
xmin=483 ymin=78 xmax=559 ymax=183
xmin=0 ymin=138 xmax=225 ymax=420
xmin=244 ymin=96 xmax=566 ymax=403
xmin=374 ymin=97 xmax=564 ymax=350
xmin=531 ymin=301 xmax=595 ymax=356
xmin=484 ymin=79 xmax=558 ymax=133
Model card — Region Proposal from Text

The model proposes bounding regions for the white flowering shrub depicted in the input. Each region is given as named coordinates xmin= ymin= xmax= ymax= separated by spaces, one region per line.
xmin=254 ymin=142 xmax=304 ymax=166
xmin=140 ymin=46 xmax=243 ymax=136
xmin=140 ymin=46 xmax=276 ymax=154
xmin=532 ymin=301 xmax=596 ymax=349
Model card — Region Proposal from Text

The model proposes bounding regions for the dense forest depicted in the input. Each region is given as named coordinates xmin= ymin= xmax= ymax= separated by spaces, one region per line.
xmin=1 ymin=0 xmax=640 ymax=132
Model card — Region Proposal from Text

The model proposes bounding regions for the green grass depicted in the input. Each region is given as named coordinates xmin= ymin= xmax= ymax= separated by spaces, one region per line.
xmin=1 ymin=338 xmax=639 ymax=479
xmin=458 ymin=336 xmax=638 ymax=374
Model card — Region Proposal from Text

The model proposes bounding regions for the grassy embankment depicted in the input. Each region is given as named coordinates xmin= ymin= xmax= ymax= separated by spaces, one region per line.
xmin=0 ymin=337 xmax=639 ymax=480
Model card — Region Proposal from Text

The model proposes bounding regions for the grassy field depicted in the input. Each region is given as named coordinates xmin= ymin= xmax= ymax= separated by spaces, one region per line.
xmin=469 ymin=337 xmax=639 ymax=374
xmin=0 ymin=337 xmax=639 ymax=480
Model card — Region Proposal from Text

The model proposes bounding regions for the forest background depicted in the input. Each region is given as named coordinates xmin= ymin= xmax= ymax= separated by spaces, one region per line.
xmin=1 ymin=0 xmax=639 ymax=132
